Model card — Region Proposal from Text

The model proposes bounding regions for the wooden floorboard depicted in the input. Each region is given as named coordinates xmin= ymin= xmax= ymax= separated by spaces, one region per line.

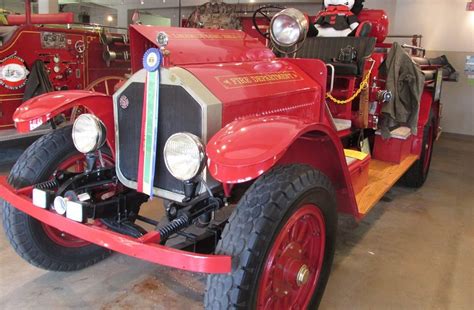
xmin=356 ymin=154 xmax=418 ymax=215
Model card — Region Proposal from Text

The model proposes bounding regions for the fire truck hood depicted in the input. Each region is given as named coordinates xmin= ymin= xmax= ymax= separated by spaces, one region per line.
xmin=129 ymin=25 xmax=275 ymax=70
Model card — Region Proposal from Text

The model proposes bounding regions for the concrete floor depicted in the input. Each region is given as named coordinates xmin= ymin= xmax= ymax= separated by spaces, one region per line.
xmin=0 ymin=133 xmax=472 ymax=309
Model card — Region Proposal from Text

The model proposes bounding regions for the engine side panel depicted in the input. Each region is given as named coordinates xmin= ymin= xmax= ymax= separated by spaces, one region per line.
xmin=183 ymin=59 xmax=324 ymax=125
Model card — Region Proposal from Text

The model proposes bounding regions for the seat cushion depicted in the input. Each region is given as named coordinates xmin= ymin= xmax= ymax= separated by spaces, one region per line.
xmin=329 ymin=62 xmax=359 ymax=76
xmin=294 ymin=36 xmax=376 ymax=76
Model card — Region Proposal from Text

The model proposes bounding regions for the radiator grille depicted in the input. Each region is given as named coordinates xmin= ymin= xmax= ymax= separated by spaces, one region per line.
xmin=116 ymin=82 xmax=203 ymax=194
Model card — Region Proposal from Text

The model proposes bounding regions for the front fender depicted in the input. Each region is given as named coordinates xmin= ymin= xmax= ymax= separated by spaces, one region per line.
xmin=207 ymin=116 xmax=340 ymax=183
xmin=13 ymin=90 xmax=115 ymax=155
xmin=207 ymin=115 xmax=359 ymax=217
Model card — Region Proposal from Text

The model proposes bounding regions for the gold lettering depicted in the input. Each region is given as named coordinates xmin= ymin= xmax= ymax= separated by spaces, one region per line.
xmin=217 ymin=71 xmax=302 ymax=88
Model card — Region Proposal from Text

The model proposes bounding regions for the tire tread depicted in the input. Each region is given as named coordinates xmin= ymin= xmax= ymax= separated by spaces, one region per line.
xmin=2 ymin=127 xmax=110 ymax=272
xmin=205 ymin=164 xmax=336 ymax=309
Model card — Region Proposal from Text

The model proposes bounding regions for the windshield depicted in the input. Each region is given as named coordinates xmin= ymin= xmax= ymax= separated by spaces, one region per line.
xmin=0 ymin=26 xmax=18 ymax=47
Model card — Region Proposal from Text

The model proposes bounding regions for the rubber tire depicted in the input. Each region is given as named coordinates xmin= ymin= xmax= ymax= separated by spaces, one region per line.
xmin=1 ymin=126 xmax=111 ymax=271
xmin=205 ymin=164 xmax=338 ymax=309
xmin=400 ymin=116 xmax=435 ymax=188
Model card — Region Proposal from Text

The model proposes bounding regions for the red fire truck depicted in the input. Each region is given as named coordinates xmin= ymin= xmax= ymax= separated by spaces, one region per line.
xmin=0 ymin=4 xmax=454 ymax=309
xmin=0 ymin=0 xmax=129 ymax=141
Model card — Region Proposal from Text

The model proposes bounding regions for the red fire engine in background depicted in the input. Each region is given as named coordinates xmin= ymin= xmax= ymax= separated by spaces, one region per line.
xmin=0 ymin=0 xmax=130 ymax=141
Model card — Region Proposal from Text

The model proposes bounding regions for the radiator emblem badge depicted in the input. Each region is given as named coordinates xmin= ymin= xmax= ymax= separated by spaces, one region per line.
xmin=119 ymin=95 xmax=129 ymax=109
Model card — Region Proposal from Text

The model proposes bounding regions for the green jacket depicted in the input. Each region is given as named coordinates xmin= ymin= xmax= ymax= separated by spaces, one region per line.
xmin=380 ymin=42 xmax=425 ymax=138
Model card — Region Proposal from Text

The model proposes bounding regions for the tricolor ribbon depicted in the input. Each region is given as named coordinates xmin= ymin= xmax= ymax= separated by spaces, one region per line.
xmin=137 ymin=48 xmax=162 ymax=197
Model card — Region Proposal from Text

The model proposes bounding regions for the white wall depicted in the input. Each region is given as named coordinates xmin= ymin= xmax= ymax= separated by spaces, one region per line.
xmin=391 ymin=0 xmax=474 ymax=52
xmin=387 ymin=0 xmax=474 ymax=136
xmin=364 ymin=0 xmax=397 ymax=26
xmin=427 ymin=50 xmax=474 ymax=136
xmin=62 ymin=4 xmax=118 ymax=26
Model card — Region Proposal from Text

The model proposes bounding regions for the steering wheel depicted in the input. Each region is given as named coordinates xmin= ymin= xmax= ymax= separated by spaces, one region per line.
xmin=252 ymin=5 xmax=285 ymax=39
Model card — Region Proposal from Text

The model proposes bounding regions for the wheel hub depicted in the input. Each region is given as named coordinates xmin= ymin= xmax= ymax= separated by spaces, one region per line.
xmin=296 ymin=264 xmax=310 ymax=287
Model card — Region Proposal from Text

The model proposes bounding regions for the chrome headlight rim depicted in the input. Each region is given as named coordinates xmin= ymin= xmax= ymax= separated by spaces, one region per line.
xmin=163 ymin=132 xmax=206 ymax=182
xmin=72 ymin=114 xmax=107 ymax=154
xmin=270 ymin=8 xmax=309 ymax=47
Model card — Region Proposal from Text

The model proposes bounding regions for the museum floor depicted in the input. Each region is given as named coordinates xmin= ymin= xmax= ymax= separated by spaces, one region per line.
xmin=0 ymin=133 xmax=472 ymax=309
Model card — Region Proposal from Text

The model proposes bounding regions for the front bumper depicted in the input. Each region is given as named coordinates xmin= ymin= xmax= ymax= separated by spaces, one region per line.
xmin=0 ymin=176 xmax=231 ymax=274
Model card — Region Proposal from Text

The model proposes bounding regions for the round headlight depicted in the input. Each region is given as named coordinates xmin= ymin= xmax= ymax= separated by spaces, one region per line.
xmin=270 ymin=8 xmax=309 ymax=47
xmin=72 ymin=114 xmax=106 ymax=154
xmin=163 ymin=133 xmax=205 ymax=181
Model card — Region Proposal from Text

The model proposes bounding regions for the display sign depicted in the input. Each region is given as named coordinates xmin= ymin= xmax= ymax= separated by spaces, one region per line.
xmin=465 ymin=56 xmax=474 ymax=74
xmin=465 ymin=55 xmax=474 ymax=86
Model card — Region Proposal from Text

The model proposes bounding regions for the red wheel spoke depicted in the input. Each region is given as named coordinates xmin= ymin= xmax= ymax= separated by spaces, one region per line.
xmin=290 ymin=222 xmax=299 ymax=241
xmin=42 ymin=152 xmax=115 ymax=248
xmin=257 ymin=205 xmax=326 ymax=309
xmin=280 ymin=295 xmax=290 ymax=310
xmin=302 ymin=238 xmax=311 ymax=252
xmin=264 ymin=296 xmax=275 ymax=310
xmin=297 ymin=220 xmax=309 ymax=242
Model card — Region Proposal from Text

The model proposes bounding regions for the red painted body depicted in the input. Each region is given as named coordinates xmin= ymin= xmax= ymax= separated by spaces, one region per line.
xmin=184 ymin=59 xmax=322 ymax=125
xmin=7 ymin=13 xmax=74 ymax=25
xmin=129 ymin=25 xmax=274 ymax=72
xmin=1 ymin=5 xmax=445 ymax=274
xmin=207 ymin=117 xmax=324 ymax=184
xmin=0 ymin=177 xmax=231 ymax=274
xmin=0 ymin=23 xmax=129 ymax=130
xmin=358 ymin=9 xmax=390 ymax=43
xmin=241 ymin=17 xmax=270 ymax=45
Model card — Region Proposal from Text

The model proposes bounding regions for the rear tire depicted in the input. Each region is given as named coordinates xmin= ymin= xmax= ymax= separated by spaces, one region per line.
xmin=1 ymin=126 xmax=111 ymax=271
xmin=205 ymin=164 xmax=338 ymax=309
xmin=400 ymin=115 xmax=436 ymax=188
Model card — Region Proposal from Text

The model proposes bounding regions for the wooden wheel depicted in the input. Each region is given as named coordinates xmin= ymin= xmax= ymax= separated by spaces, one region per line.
xmin=85 ymin=76 xmax=126 ymax=95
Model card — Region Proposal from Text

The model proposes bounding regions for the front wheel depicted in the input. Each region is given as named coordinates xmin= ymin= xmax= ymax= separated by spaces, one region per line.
xmin=1 ymin=126 xmax=112 ymax=271
xmin=205 ymin=164 xmax=338 ymax=309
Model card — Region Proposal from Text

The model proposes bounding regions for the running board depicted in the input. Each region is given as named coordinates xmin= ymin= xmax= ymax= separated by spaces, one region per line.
xmin=0 ymin=128 xmax=52 ymax=143
xmin=356 ymin=155 xmax=418 ymax=216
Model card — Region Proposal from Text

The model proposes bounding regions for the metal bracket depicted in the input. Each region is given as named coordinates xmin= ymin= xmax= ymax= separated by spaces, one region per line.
xmin=326 ymin=64 xmax=335 ymax=93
